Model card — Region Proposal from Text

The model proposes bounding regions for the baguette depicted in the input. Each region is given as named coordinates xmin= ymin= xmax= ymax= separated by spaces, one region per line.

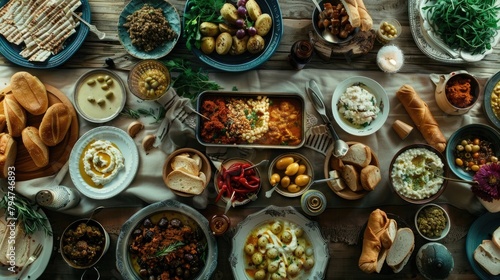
xmin=22 ymin=126 xmax=49 ymax=168
xmin=359 ymin=209 xmax=390 ymax=273
xmin=10 ymin=71 xmax=48 ymax=115
xmin=0 ymin=133 xmax=17 ymax=178
xmin=340 ymin=0 xmax=360 ymax=28
xmin=39 ymin=103 xmax=72 ymax=146
xmin=355 ymin=0 xmax=372 ymax=31
xmin=3 ymin=95 xmax=27 ymax=137
xmin=396 ymin=84 xmax=447 ymax=152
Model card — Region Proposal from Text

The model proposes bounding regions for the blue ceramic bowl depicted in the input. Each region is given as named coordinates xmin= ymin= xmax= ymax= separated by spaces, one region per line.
xmin=117 ymin=0 xmax=181 ymax=59
xmin=184 ymin=0 xmax=283 ymax=72
xmin=0 ymin=0 xmax=90 ymax=68
xmin=483 ymin=71 xmax=500 ymax=130
xmin=445 ymin=124 xmax=500 ymax=181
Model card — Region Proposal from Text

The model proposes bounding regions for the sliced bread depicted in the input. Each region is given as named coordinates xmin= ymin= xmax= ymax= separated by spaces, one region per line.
xmin=166 ymin=170 xmax=206 ymax=195
xmin=342 ymin=164 xmax=363 ymax=192
xmin=380 ymin=219 xmax=398 ymax=249
xmin=492 ymin=226 xmax=500 ymax=249
xmin=171 ymin=155 xmax=200 ymax=176
xmin=375 ymin=248 xmax=387 ymax=273
xmin=360 ymin=165 xmax=381 ymax=191
xmin=386 ymin=227 xmax=415 ymax=267
xmin=341 ymin=143 xmax=372 ymax=168
xmin=391 ymin=244 xmax=414 ymax=273
xmin=474 ymin=240 xmax=500 ymax=275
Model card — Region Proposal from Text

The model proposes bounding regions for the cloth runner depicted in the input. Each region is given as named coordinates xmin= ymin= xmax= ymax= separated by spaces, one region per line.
xmin=0 ymin=65 xmax=490 ymax=216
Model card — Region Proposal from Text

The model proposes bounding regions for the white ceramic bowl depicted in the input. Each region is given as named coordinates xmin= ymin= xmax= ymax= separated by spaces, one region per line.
xmin=331 ymin=76 xmax=389 ymax=136
xmin=415 ymin=203 xmax=451 ymax=241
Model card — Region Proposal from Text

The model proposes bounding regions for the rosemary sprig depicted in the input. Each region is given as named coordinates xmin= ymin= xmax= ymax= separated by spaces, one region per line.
xmin=121 ymin=107 xmax=166 ymax=123
xmin=153 ymin=241 xmax=184 ymax=258
xmin=0 ymin=194 xmax=52 ymax=236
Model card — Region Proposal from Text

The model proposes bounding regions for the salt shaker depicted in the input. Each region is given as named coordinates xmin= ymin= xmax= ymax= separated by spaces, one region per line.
xmin=36 ymin=185 xmax=80 ymax=210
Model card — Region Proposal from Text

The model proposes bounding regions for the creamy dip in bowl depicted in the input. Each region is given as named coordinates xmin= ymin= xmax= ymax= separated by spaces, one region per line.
xmin=389 ymin=144 xmax=448 ymax=204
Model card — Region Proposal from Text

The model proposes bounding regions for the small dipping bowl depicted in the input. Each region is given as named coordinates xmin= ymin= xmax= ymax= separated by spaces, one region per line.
xmin=60 ymin=218 xmax=110 ymax=269
xmin=74 ymin=69 xmax=126 ymax=123
xmin=128 ymin=59 xmax=171 ymax=101
xmin=435 ymin=71 xmax=480 ymax=115
xmin=376 ymin=18 xmax=401 ymax=44
xmin=415 ymin=203 xmax=451 ymax=241
xmin=268 ymin=153 xmax=314 ymax=197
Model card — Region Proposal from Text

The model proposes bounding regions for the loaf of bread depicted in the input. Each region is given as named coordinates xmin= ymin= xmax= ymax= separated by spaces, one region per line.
xmin=396 ymin=84 xmax=447 ymax=152
xmin=10 ymin=71 xmax=48 ymax=115
xmin=3 ymin=95 xmax=27 ymax=137
xmin=359 ymin=209 xmax=391 ymax=273
xmin=0 ymin=133 xmax=17 ymax=178
xmin=340 ymin=0 xmax=360 ymax=28
xmin=355 ymin=0 xmax=372 ymax=31
xmin=22 ymin=126 xmax=49 ymax=168
xmin=39 ymin=103 xmax=72 ymax=146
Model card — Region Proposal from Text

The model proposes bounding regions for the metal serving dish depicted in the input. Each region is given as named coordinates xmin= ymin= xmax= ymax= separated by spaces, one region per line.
xmin=196 ymin=91 xmax=306 ymax=149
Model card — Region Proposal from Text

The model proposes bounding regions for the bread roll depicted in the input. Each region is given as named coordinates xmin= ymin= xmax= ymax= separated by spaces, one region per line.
xmin=22 ymin=126 xmax=49 ymax=168
xmin=39 ymin=103 xmax=72 ymax=146
xmin=342 ymin=164 xmax=363 ymax=192
xmin=356 ymin=0 xmax=372 ymax=31
xmin=359 ymin=209 xmax=390 ymax=273
xmin=340 ymin=0 xmax=360 ymax=28
xmin=396 ymin=85 xmax=447 ymax=152
xmin=0 ymin=114 xmax=6 ymax=132
xmin=10 ymin=71 xmax=48 ymax=115
xmin=361 ymin=165 xmax=381 ymax=191
xmin=3 ymin=95 xmax=27 ymax=137
xmin=0 ymin=133 xmax=17 ymax=178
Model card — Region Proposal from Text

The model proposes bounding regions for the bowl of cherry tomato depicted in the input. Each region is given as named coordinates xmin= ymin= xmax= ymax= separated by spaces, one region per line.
xmin=445 ymin=124 xmax=500 ymax=181
xmin=214 ymin=158 xmax=262 ymax=206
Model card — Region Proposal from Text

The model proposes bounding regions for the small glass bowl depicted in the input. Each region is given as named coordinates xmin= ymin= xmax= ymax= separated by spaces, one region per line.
xmin=128 ymin=59 xmax=171 ymax=100
xmin=376 ymin=18 xmax=402 ymax=44
xmin=214 ymin=158 xmax=261 ymax=206
xmin=415 ymin=203 xmax=451 ymax=241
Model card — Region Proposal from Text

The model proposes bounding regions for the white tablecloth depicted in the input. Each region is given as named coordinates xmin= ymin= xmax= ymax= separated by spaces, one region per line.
xmin=0 ymin=65 xmax=490 ymax=215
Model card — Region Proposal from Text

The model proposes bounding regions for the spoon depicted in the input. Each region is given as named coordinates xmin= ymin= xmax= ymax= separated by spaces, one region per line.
xmin=306 ymin=80 xmax=349 ymax=157
xmin=265 ymin=183 xmax=279 ymax=198
xmin=244 ymin=159 xmax=269 ymax=171
xmin=72 ymin=11 xmax=106 ymax=40
xmin=311 ymin=0 xmax=336 ymax=43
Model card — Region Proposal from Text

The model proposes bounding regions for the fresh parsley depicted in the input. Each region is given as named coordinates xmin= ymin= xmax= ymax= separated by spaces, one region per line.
xmin=183 ymin=0 xmax=225 ymax=51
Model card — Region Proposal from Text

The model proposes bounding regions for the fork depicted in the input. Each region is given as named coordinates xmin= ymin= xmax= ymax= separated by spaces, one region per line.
xmin=17 ymin=244 xmax=43 ymax=280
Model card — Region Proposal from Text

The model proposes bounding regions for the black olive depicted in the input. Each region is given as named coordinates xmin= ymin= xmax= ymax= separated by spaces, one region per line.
xmin=143 ymin=218 xmax=154 ymax=228
xmin=191 ymin=266 xmax=200 ymax=275
xmin=176 ymin=267 xmax=184 ymax=276
xmin=139 ymin=268 xmax=148 ymax=276
xmin=132 ymin=228 xmax=142 ymax=237
xmin=158 ymin=218 xmax=169 ymax=229
xmin=144 ymin=230 xmax=154 ymax=242
xmin=184 ymin=253 xmax=194 ymax=262
xmin=170 ymin=218 xmax=182 ymax=228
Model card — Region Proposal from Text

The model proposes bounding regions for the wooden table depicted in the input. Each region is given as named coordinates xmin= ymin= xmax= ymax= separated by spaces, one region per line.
xmin=1 ymin=0 xmax=497 ymax=279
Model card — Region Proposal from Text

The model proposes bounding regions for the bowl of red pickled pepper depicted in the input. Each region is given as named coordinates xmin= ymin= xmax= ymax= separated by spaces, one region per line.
xmin=214 ymin=159 xmax=262 ymax=206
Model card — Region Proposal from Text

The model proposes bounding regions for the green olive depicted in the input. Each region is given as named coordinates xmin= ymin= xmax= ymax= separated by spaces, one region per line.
xmin=294 ymin=175 xmax=310 ymax=187
xmin=284 ymin=162 xmax=299 ymax=176
xmin=287 ymin=184 xmax=301 ymax=193
xmin=280 ymin=176 xmax=291 ymax=188
xmin=276 ymin=157 xmax=294 ymax=170
xmin=270 ymin=173 xmax=281 ymax=185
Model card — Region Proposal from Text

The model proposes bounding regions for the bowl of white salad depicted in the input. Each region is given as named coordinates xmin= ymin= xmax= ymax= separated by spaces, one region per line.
xmin=332 ymin=76 xmax=389 ymax=136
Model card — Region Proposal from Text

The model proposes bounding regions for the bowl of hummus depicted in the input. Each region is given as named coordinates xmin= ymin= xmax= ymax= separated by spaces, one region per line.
xmin=389 ymin=144 xmax=448 ymax=204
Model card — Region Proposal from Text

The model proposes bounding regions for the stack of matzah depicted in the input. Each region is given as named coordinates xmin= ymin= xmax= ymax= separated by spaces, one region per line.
xmin=0 ymin=0 xmax=82 ymax=62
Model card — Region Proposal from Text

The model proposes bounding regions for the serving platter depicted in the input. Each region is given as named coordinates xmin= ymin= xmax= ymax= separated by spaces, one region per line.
xmin=229 ymin=205 xmax=329 ymax=279
xmin=465 ymin=211 xmax=500 ymax=280
xmin=117 ymin=0 xmax=181 ymax=59
xmin=116 ymin=199 xmax=218 ymax=280
xmin=0 ymin=0 xmax=90 ymax=68
xmin=69 ymin=126 xmax=139 ymax=200
xmin=0 ymin=84 xmax=79 ymax=181
xmin=0 ymin=205 xmax=53 ymax=280
xmin=483 ymin=71 xmax=500 ymax=130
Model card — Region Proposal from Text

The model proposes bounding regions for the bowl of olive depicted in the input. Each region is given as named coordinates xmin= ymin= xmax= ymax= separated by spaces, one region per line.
xmin=268 ymin=153 xmax=314 ymax=197
xmin=127 ymin=59 xmax=171 ymax=101
xmin=415 ymin=203 xmax=451 ymax=241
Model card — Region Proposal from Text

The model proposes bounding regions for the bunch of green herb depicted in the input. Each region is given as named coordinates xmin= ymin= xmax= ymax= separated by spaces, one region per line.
xmin=153 ymin=241 xmax=184 ymax=258
xmin=183 ymin=0 xmax=225 ymax=51
xmin=121 ymin=107 xmax=166 ymax=123
xmin=0 ymin=194 xmax=52 ymax=236
xmin=423 ymin=0 xmax=500 ymax=55
xmin=164 ymin=59 xmax=223 ymax=102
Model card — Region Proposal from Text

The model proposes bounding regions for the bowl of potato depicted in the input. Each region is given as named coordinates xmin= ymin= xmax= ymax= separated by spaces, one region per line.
xmin=183 ymin=0 xmax=283 ymax=72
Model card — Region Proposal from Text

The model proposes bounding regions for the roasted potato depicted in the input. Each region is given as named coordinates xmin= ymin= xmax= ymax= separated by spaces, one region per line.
xmin=230 ymin=35 xmax=249 ymax=55
xmin=255 ymin=13 xmax=272 ymax=36
xmin=246 ymin=0 xmax=262 ymax=21
xmin=219 ymin=23 xmax=237 ymax=36
xmin=247 ymin=34 xmax=265 ymax=54
xmin=201 ymin=37 xmax=215 ymax=54
xmin=215 ymin=32 xmax=233 ymax=55
xmin=199 ymin=22 xmax=219 ymax=37
xmin=220 ymin=3 xmax=239 ymax=24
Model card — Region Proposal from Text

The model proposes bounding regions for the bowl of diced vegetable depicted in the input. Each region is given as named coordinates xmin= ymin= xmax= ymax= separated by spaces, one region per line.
xmin=183 ymin=0 xmax=283 ymax=72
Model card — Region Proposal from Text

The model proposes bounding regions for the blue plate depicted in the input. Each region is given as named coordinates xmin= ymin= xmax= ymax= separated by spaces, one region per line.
xmin=465 ymin=212 xmax=500 ymax=280
xmin=483 ymin=71 xmax=500 ymax=130
xmin=184 ymin=0 xmax=283 ymax=72
xmin=445 ymin=124 xmax=500 ymax=181
xmin=0 ymin=0 xmax=90 ymax=69
xmin=117 ymin=0 xmax=181 ymax=60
